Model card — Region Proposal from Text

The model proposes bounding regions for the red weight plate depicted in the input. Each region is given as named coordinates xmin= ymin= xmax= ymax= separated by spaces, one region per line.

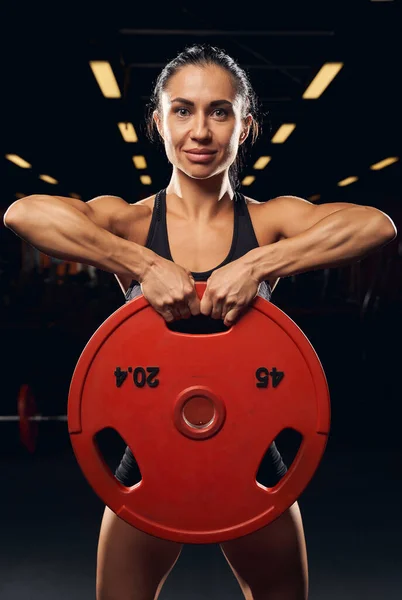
xmin=68 ymin=282 xmax=330 ymax=543
xmin=18 ymin=384 xmax=38 ymax=453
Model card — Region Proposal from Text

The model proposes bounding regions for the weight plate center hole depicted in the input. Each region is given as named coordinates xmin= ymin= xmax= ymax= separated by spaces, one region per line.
xmin=182 ymin=396 xmax=215 ymax=429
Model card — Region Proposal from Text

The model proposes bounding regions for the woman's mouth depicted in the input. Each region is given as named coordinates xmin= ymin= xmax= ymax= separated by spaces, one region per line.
xmin=184 ymin=151 xmax=217 ymax=163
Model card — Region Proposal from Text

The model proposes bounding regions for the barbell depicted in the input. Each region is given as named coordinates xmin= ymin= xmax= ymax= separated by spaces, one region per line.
xmin=1 ymin=384 xmax=67 ymax=453
xmin=67 ymin=281 xmax=330 ymax=544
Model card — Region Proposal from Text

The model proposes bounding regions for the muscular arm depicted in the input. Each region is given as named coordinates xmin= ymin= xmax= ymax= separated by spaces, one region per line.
xmin=3 ymin=194 xmax=157 ymax=280
xmin=244 ymin=196 xmax=397 ymax=282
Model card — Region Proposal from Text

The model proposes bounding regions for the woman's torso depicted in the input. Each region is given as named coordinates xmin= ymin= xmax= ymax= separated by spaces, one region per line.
xmin=115 ymin=189 xmax=280 ymax=300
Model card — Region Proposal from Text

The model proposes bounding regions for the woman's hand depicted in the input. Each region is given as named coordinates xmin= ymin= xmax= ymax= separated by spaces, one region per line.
xmin=200 ymin=258 xmax=261 ymax=326
xmin=139 ymin=257 xmax=200 ymax=322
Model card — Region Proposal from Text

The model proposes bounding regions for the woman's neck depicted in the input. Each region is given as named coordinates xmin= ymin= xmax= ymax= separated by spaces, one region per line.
xmin=165 ymin=170 xmax=235 ymax=221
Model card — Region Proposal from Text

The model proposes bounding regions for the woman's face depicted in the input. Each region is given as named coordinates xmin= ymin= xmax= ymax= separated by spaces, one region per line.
xmin=154 ymin=64 xmax=251 ymax=179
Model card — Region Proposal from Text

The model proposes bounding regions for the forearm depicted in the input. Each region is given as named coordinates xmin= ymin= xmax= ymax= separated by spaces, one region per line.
xmin=3 ymin=196 xmax=156 ymax=280
xmin=247 ymin=207 xmax=396 ymax=281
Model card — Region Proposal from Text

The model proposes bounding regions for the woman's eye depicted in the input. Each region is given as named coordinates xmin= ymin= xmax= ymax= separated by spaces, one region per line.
xmin=213 ymin=109 xmax=228 ymax=118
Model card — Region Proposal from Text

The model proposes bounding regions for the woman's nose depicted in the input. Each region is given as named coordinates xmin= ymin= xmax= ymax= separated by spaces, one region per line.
xmin=190 ymin=114 xmax=211 ymax=140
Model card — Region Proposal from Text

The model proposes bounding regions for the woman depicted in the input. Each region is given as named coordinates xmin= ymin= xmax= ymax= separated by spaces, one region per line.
xmin=4 ymin=44 xmax=396 ymax=600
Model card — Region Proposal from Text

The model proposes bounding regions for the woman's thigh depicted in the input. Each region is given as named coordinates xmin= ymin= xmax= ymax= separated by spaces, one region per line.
xmin=96 ymin=506 xmax=183 ymax=600
xmin=220 ymin=501 xmax=308 ymax=600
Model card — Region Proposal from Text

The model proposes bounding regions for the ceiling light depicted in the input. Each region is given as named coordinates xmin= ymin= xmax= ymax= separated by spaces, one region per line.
xmin=303 ymin=63 xmax=343 ymax=99
xmin=241 ymin=176 xmax=255 ymax=186
xmin=253 ymin=157 xmax=271 ymax=170
xmin=338 ymin=176 xmax=358 ymax=187
xmin=6 ymin=154 xmax=32 ymax=168
xmin=133 ymin=156 xmax=147 ymax=169
xmin=118 ymin=122 xmax=138 ymax=142
xmin=89 ymin=61 xmax=121 ymax=98
xmin=271 ymin=124 xmax=296 ymax=143
xmin=39 ymin=174 xmax=58 ymax=184
xmin=370 ymin=157 xmax=399 ymax=170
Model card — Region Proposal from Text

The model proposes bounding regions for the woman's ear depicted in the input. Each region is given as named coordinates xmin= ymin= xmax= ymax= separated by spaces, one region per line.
xmin=239 ymin=115 xmax=253 ymax=144
xmin=153 ymin=110 xmax=164 ymax=141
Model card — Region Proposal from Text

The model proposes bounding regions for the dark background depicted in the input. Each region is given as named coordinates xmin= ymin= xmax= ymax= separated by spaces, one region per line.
xmin=0 ymin=2 xmax=401 ymax=599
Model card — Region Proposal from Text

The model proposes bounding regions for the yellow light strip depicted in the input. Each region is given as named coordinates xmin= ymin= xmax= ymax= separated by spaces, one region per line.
xmin=118 ymin=122 xmax=138 ymax=142
xmin=253 ymin=156 xmax=271 ymax=170
xmin=140 ymin=175 xmax=152 ymax=185
xmin=271 ymin=124 xmax=296 ymax=143
xmin=338 ymin=176 xmax=358 ymax=187
xmin=133 ymin=156 xmax=147 ymax=169
xmin=89 ymin=61 xmax=121 ymax=98
xmin=6 ymin=154 xmax=32 ymax=168
xmin=370 ymin=156 xmax=399 ymax=170
xmin=303 ymin=63 xmax=343 ymax=99
xmin=242 ymin=176 xmax=255 ymax=186
xmin=39 ymin=174 xmax=58 ymax=184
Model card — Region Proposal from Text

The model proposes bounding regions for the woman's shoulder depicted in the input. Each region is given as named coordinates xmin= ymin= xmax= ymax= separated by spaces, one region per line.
xmin=120 ymin=194 xmax=156 ymax=245
xmin=243 ymin=194 xmax=261 ymax=205
xmin=134 ymin=194 xmax=157 ymax=210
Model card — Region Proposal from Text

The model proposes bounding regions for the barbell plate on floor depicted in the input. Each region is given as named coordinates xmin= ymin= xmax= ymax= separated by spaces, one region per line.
xmin=68 ymin=282 xmax=330 ymax=544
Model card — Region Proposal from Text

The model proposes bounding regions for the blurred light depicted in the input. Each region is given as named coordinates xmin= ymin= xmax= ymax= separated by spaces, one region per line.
xmin=70 ymin=193 xmax=82 ymax=199
xmin=15 ymin=192 xmax=26 ymax=199
xmin=241 ymin=176 xmax=255 ymax=186
xmin=89 ymin=61 xmax=121 ymax=98
xmin=271 ymin=124 xmax=296 ymax=143
xmin=39 ymin=174 xmax=58 ymax=184
xmin=6 ymin=154 xmax=32 ymax=168
xmin=370 ymin=156 xmax=399 ymax=170
xmin=308 ymin=194 xmax=321 ymax=202
xmin=133 ymin=155 xmax=147 ymax=169
xmin=253 ymin=156 xmax=271 ymax=170
xmin=303 ymin=63 xmax=343 ymax=99
xmin=338 ymin=176 xmax=358 ymax=187
xmin=140 ymin=175 xmax=152 ymax=185
xmin=118 ymin=122 xmax=138 ymax=142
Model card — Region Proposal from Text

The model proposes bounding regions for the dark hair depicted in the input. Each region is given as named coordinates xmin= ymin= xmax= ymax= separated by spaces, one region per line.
xmin=145 ymin=43 xmax=263 ymax=190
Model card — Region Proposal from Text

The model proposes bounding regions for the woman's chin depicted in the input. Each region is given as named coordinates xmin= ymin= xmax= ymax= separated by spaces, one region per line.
xmin=180 ymin=163 xmax=222 ymax=180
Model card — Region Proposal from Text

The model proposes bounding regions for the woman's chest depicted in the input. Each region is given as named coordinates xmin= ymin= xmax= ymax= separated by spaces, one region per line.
xmin=120 ymin=198 xmax=278 ymax=290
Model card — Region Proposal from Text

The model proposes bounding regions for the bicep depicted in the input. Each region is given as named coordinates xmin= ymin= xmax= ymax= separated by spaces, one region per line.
xmin=270 ymin=195 xmax=361 ymax=239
